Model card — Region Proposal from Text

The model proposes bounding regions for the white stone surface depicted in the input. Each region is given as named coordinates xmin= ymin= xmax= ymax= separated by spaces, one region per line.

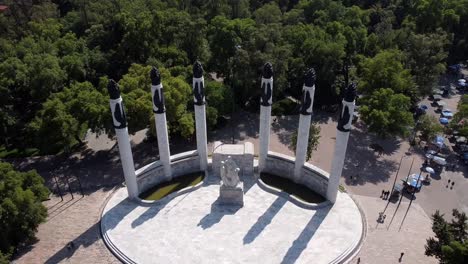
xmin=101 ymin=177 xmax=363 ymax=264
xmin=115 ymin=128 xmax=138 ymax=199
xmin=294 ymin=114 xmax=312 ymax=181
xmin=219 ymin=183 xmax=244 ymax=206
xmin=259 ymin=105 xmax=271 ymax=172
xmin=154 ymin=113 xmax=172 ymax=179
xmin=327 ymin=99 xmax=355 ymax=203
xmin=327 ymin=130 xmax=350 ymax=203
xmin=195 ymin=105 xmax=208 ymax=170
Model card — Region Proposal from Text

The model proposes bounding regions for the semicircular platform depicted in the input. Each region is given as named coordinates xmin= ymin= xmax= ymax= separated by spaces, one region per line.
xmin=101 ymin=176 xmax=364 ymax=264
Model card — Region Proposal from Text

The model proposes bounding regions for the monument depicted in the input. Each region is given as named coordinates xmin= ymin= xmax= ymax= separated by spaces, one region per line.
xmin=327 ymin=82 xmax=357 ymax=203
xmin=102 ymin=62 xmax=364 ymax=264
xmin=258 ymin=62 xmax=273 ymax=173
xmin=107 ymin=80 xmax=138 ymax=199
xmin=193 ymin=61 xmax=208 ymax=171
xmin=293 ymin=68 xmax=317 ymax=182
xmin=150 ymin=67 xmax=172 ymax=180
xmin=219 ymin=156 xmax=243 ymax=206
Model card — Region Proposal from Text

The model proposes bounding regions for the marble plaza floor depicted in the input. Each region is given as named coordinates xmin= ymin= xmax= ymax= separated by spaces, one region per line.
xmin=101 ymin=176 xmax=364 ymax=264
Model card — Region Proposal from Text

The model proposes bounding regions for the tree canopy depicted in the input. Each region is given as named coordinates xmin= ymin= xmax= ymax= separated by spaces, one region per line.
xmin=1 ymin=0 xmax=467 ymax=153
xmin=425 ymin=209 xmax=468 ymax=264
xmin=0 ymin=161 xmax=49 ymax=261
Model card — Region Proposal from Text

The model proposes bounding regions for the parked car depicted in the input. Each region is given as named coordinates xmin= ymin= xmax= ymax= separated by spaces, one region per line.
xmin=457 ymin=79 xmax=466 ymax=89
xmin=441 ymin=109 xmax=454 ymax=118
xmin=432 ymin=94 xmax=443 ymax=101
xmin=436 ymin=101 xmax=447 ymax=111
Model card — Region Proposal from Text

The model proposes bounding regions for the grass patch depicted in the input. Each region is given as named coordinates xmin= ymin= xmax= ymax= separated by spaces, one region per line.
xmin=339 ymin=185 xmax=347 ymax=193
xmin=139 ymin=171 xmax=205 ymax=201
xmin=0 ymin=146 xmax=40 ymax=158
xmin=260 ymin=173 xmax=326 ymax=203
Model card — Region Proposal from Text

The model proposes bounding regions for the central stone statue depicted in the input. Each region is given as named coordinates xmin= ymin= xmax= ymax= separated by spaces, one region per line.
xmin=219 ymin=156 xmax=244 ymax=206
xmin=220 ymin=156 xmax=240 ymax=187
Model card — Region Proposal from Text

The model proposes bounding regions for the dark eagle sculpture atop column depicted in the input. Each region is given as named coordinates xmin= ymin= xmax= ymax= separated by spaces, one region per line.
xmin=337 ymin=83 xmax=357 ymax=133
xmin=150 ymin=67 xmax=166 ymax=114
xmin=260 ymin=62 xmax=273 ymax=107
xmin=193 ymin=61 xmax=205 ymax=105
xmin=300 ymin=68 xmax=316 ymax=115
xmin=107 ymin=79 xmax=127 ymax=129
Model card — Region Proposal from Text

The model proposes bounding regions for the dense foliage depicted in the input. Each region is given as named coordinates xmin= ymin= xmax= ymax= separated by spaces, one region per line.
xmin=425 ymin=209 xmax=468 ymax=264
xmin=450 ymin=95 xmax=468 ymax=137
xmin=416 ymin=115 xmax=444 ymax=142
xmin=0 ymin=162 xmax=49 ymax=261
xmin=1 ymin=0 xmax=467 ymax=153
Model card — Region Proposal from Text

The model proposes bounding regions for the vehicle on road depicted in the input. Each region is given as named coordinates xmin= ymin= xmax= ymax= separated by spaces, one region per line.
xmin=440 ymin=117 xmax=449 ymax=125
xmin=403 ymin=174 xmax=424 ymax=192
xmin=441 ymin=109 xmax=454 ymax=118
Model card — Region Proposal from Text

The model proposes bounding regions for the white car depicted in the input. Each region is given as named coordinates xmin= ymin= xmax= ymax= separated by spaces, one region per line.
xmin=441 ymin=109 xmax=454 ymax=118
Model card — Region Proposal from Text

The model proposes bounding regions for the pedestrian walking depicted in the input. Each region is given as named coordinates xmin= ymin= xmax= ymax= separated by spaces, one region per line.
xmin=399 ymin=252 xmax=404 ymax=262
xmin=381 ymin=190 xmax=385 ymax=198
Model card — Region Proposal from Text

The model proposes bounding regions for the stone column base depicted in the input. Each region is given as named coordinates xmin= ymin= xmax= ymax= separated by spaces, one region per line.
xmin=219 ymin=183 xmax=244 ymax=206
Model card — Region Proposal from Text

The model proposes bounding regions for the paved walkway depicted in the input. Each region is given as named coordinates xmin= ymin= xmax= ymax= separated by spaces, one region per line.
xmin=351 ymin=195 xmax=437 ymax=264
xmin=102 ymin=177 xmax=363 ymax=264
xmin=13 ymin=189 xmax=119 ymax=264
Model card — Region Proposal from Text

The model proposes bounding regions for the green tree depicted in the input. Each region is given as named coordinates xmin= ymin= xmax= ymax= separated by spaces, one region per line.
xmin=0 ymin=162 xmax=49 ymax=261
xmin=204 ymin=80 xmax=232 ymax=129
xmin=291 ymin=123 xmax=321 ymax=161
xmin=416 ymin=115 xmax=444 ymax=141
xmin=28 ymin=81 xmax=108 ymax=153
xmin=207 ymin=16 xmax=255 ymax=77
xmin=119 ymin=64 xmax=194 ymax=139
xmin=425 ymin=209 xmax=468 ymax=264
xmin=358 ymin=50 xmax=418 ymax=101
xmin=253 ymin=3 xmax=282 ymax=24
xmin=400 ymin=30 xmax=450 ymax=95
xmin=450 ymin=95 xmax=468 ymax=137
xmin=359 ymin=88 xmax=413 ymax=138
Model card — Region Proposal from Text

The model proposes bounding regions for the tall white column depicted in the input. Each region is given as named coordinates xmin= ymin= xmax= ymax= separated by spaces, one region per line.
xmin=107 ymin=80 xmax=138 ymax=199
xmin=193 ymin=61 xmax=208 ymax=171
xmin=150 ymin=67 xmax=172 ymax=180
xmin=258 ymin=63 xmax=273 ymax=173
xmin=294 ymin=69 xmax=316 ymax=182
xmin=327 ymin=83 xmax=356 ymax=203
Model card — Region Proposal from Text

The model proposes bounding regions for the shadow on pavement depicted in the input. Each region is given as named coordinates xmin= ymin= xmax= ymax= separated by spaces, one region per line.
xmin=281 ymin=205 xmax=331 ymax=264
xmin=197 ymin=199 xmax=242 ymax=229
xmin=243 ymin=196 xmax=287 ymax=244
xmin=342 ymin=125 xmax=399 ymax=185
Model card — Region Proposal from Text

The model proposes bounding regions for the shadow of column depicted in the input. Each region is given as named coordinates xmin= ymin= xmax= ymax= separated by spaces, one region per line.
xmin=243 ymin=196 xmax=287 ymax=244
xmin=280 ymin=205 xmax=331 ymax=264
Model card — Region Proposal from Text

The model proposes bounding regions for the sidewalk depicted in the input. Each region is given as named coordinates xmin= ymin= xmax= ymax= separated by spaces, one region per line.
xmin=351 ymin=195 xmax=438 ymax=264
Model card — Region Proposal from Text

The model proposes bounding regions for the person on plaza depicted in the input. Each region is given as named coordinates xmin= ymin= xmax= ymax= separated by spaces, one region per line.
xmin=399 ymin=252 xmax=404 ymax=262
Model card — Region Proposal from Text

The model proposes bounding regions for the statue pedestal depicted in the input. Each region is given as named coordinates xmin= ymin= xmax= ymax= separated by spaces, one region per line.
xmin=219 ymin=182 xmax=244 ymax=206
